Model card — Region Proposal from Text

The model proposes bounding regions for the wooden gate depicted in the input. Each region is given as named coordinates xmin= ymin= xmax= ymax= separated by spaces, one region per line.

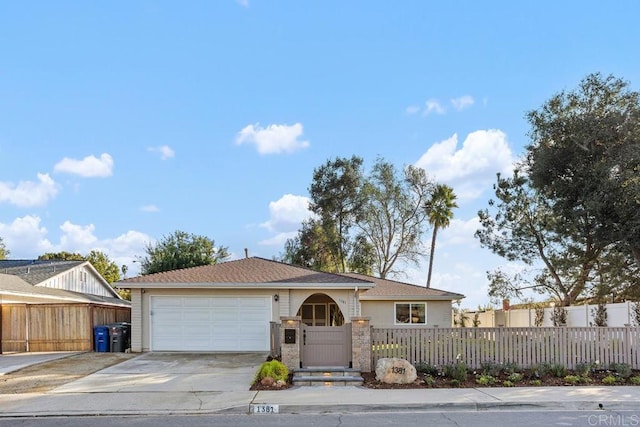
xmin=302 ymin=323 xmax=351 ymax=367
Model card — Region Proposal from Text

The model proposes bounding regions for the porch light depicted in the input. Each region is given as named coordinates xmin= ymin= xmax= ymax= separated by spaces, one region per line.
xmin=274 ymin=294 xmax=279 ymax=302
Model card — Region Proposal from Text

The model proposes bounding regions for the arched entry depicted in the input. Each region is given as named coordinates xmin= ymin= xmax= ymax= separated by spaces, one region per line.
xmin=297 ymin=293 xmax=351 ymax=367
xmin=296 ymin=293 xmax=345 ymax=326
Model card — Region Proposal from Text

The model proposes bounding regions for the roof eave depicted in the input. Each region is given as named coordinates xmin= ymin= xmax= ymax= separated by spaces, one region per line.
xmin=360 ymin=295 xmax=465 ymax=301
xmin=117 ymin=281 xmax=375 ymax=290
xmin=0 ymin=289 xmax=131 ymax=307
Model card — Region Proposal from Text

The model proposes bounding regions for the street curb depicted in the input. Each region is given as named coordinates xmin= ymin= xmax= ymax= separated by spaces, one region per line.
xmin=2 ymin=400 xmax=639 ymax=417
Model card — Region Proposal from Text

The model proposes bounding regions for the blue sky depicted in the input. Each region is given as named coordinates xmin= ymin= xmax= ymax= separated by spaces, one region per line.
xmin=1 ymin=1 xmax=639 ymax=309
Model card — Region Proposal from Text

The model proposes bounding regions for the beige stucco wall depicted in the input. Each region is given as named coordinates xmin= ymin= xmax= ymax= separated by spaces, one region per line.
xmin=287 ymin=289 xmax=355 ymax=320
xmin=130 ymin=287 xmax=357 ymax=352
xmin=361 ymin=300 xmax=453 ymax=328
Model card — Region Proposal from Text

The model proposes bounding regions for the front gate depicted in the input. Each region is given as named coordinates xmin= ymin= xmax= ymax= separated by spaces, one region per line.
xmin=301 ymin=323 xmax=351 ymax=367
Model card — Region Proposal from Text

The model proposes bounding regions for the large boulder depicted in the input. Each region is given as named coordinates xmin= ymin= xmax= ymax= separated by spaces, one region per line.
xmin=375 ymin=358 xmax=417 ymax=384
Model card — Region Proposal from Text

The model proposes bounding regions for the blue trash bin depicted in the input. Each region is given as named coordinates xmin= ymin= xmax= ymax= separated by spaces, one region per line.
xmin=94 ymin=325 xmax=110 ymax=352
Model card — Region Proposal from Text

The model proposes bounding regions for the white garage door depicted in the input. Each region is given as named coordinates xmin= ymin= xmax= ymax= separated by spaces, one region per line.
xmin=150 ymin=296 xmax=271 ymax=351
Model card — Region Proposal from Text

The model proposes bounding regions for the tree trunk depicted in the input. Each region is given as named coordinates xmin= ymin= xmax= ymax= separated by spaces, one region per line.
xmin=632 ymin=245 xmax=640 ymax=270
xmin=426 ymin=226 xmax=438 ymax=288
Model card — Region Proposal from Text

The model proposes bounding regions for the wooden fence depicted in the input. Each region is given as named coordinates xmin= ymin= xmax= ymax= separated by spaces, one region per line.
xmin=1 ymin=303 xmax=130 ymax=353
xmin=371 ymin=326 xmax=640 ymax=369
xmin=269 ymin=321 xmax=281 ymax=358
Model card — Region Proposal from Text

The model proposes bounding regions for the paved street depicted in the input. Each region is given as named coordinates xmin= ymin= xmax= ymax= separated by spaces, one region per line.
xmin=2 ymin=411 xmax=640 ymax=427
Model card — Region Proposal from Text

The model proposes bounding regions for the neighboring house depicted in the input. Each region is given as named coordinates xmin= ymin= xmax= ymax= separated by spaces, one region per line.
xmin=0 ymin=260 xmax=128 ymax=306
xmin=116 ymin=257 xmax=464 ymax=364
xmin=0 ymin=260 xmax=130 ymax=352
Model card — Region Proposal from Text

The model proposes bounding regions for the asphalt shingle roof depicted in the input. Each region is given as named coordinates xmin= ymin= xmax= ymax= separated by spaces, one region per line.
xmin=118 ymin=257 xmax=373 ymax=285
xmin=0 ymin=260 xmax=83 ymax=285
xmin=0 ymin=273 xmax=129 ymax=307
xmin=341 ymin=272 xmax=465 ymax=300
xmin=117 ymin=257 xmax=464 ymax=300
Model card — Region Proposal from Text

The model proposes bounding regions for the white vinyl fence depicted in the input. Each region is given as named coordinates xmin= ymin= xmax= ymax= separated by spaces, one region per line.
xmin=371 ymin=326 xmax=640 ymax=369
xmin=465 ymin=301 xmax=639 ymax=328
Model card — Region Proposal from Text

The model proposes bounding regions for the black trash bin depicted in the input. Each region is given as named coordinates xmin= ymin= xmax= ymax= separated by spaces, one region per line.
xmin=117 ymin=322 xmax=131 ymax=350
xmin=108 ymin=324 xmax=125 ymax=352
xmin=94 ymin=325 xmax=110 ymax=352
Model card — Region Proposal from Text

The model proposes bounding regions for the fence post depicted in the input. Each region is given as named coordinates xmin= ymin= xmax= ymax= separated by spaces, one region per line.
xmin=280 ymin=316 xmax=301 ymax=371
xmin=351 ymin=317 xmax=371 ymax=372
xmin=625 ymin=324 xmax=632 ymax=369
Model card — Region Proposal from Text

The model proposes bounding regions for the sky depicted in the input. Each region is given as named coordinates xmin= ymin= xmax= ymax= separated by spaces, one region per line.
xmin=1 ymin=1 xmax=639 ymax=309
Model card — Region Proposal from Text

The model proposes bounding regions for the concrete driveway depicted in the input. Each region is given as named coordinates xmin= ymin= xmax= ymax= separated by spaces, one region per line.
xmin=50 ymin=352 xmax=267 ymax=394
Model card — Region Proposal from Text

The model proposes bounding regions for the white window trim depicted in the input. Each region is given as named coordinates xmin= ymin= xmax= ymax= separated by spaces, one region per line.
xmin=394 ymin=302 xmax=427 ymax=325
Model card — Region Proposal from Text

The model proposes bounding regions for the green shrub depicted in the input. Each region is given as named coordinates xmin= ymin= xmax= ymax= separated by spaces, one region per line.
xmin=444 ymin=362 xmax=468 ymax=382
xmin=564 ymin=375 xmax=581 ymax=385
xmin=602 ymin=375 xmax=618 ymax=385
xmin=450 ymin=379 xmax=460 ymax=387
xmin=507 ymin=372 xmax=523 ymax=383
xmin=502 ymin=362 xmax=520 ymax=375
xmin=502 ymin=380 xmax=514 ymax=387
xmin=415 ymin=362 xmax=438 ymax=376
xmin=476 ymin=374 xmax=496 ymax=386
xmin=609 ymin=363 xmax=632 ymax=379
xmin=629 ymin=376 xmax=640 ymax=385
xmin=551 ymin=364 xmax=567 ymax=378
xmin=254 ymin=360 xmax=289 ymax=383
xmin=574 ymin=361 xmax=594 ymax=377
xmin=480 ymin=360 xmax=503 ymax=377
xmin=530 ymin=379 xmax=543 ymax=386
xmin=423 ymin=375 xmax=436 ymax=387
xmin=533 ymin=362 xmax=553 ymax=377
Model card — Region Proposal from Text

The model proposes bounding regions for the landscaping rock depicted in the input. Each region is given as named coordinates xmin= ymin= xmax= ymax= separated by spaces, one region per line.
xmin=375 ymin=358 xmax=417 ymax=384
xmin=260 ymin=376 xmax=275 ymax=386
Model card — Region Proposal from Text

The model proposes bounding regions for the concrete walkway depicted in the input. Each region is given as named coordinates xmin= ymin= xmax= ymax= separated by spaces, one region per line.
xmin=2 ymin=385 xmax=640 ymax=416
xmin=1 ymin=352 xmax=639 ymax=416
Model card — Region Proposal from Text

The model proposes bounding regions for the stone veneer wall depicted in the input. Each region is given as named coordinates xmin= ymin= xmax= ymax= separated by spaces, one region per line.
xmin=351 ymin=316 xmax=372 ymax=372
xmin=280 ymin=316 xmax=301 ymax=371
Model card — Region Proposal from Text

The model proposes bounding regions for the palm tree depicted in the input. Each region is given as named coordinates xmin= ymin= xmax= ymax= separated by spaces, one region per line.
xmin=425 ymin=184 xmax=458 ymax=288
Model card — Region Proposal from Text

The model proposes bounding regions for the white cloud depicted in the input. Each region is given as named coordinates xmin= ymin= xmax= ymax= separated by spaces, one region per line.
xmin=236 ymin=0 xmax=249 ymax=7
xmin=411 ymin=95 xmax=475 ymax=116
xmin=148 ymin=145 xmax=175 ymax=160
xmin=258 ymin=194 xmax=312 ymax=246
xmin=405 ymin=105 xmax=420 ymax=115
xmin=414 ymin=130 xmax=515 ymax=201
xmin=0 ymin=215 xmax=153 ymax=277
xmin=423 ymin=99 xmax=446 ymax=116
xmin=439 ymin=217 xmax=481 ymax=248
xmin=54 ymin=153 xmax=114 ymax=177
xmin=140 ymin=204 xmax=160 ymax=212
xmin=0 ymin=215 xmax=53 ymax=256
xmin=0 ymin=173 xmax=59 ymax=207
xmin=59 ymin=221 xmax=99 ymax=249
xmin=451 ymin=95 xmax=474 ymax=111
xmin=260 ymin=194 xmax=311 ymax=233
xmin=235 ymin=123 xmax=310 ymax=155
xmin=259 ymin=231 xmax=299 ymax=246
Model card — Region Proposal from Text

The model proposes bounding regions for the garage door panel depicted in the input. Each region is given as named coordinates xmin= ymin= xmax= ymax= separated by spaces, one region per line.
xmin=212 ymin=309 xmax=238 ymax=320
xmin=183 ymin=310 xmax=212 ymax=321
xmin=243 ymin=310 xmax=267 ymax=321
xmin=183 ymin=298 xmax=211 ymax=308
xmin=151 ymin=296 xmax=270 ymax=352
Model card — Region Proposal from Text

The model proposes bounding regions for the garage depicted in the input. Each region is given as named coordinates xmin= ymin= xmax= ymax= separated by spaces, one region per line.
xmin=150 ymin=296 xmax=271 ymax=352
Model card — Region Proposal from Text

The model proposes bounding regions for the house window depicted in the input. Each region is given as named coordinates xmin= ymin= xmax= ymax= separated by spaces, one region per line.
xmin=301 ymin=303 xmax=327 ymax=326
xmin=395 ymin=303 xmax=426 ymax=325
